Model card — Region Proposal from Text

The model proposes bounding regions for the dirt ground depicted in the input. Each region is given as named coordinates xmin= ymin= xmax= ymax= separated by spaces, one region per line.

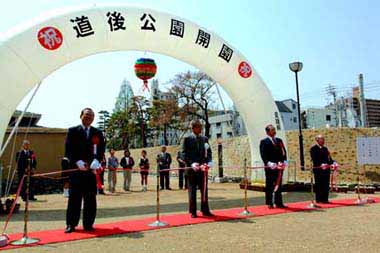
xmin=2 ymin=172 xmax=380 ymax=252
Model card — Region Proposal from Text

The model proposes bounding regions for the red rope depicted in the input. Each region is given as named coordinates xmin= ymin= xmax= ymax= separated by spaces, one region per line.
xmin=2 ymin=174 xmax=25 ymax=235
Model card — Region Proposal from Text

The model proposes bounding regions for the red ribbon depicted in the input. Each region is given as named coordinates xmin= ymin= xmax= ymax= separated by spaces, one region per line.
xmin=95 ymin=167 xmax=104 ymax=190
xmin=201 ymin=164 xmax=209 ymax=202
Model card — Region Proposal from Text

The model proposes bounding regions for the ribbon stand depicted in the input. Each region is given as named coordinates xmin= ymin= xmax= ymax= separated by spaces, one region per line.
xmin=148 ymin=167 xmax=168 ymax=227
xmin=354 ymin=166 xmax=366 ymax=205
xmin=238 ymin=158 xmax=254 ymax=217
xmin=306 ymin=168 xmax=320 ymax=209
xmin=11 ymin=159 xmax=40 ymax=245
xmin=354 ymin=166 xmax=365 ymax=205
xmin=362 ymin=164 xmax=375 ymax=204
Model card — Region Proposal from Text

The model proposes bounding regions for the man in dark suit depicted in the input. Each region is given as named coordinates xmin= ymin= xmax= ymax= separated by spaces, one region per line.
xmin=177 ymin=151 xmax=187 ymax=190
xmin=259 ymin=124 xmax=287 ymax=209
xmin=157 ymin=146 xmax=172 ymax=190
xmin=182 ymin=120 xmax=213 ymax=218
xmin=15 ymin=140 xmax=37 ymax=201
xmin=310 ymin=134 xmax=334 ymax=203
xmin=64 ymin=108 xmax=105 ymax=233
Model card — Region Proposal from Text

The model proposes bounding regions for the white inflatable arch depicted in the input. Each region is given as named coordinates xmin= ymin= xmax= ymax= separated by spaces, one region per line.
xmin=0 ymin=4 xmax=285 ymax=169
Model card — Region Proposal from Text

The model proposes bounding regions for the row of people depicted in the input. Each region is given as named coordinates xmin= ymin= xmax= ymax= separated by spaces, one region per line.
xmin=104 ymin=147 xmax=188 ymax=193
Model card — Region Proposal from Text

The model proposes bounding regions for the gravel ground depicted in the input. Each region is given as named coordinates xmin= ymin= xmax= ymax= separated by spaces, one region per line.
xmin=2 ymin=172 xmax=379 ymax=252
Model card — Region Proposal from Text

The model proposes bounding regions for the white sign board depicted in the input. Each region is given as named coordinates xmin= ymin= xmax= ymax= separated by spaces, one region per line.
xmin=356 ymin=137 xmax=380 ymax=165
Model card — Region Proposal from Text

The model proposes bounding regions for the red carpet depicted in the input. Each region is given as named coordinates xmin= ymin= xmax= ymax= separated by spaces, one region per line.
xmin=1 ymin=197 xmax=378 ymax=251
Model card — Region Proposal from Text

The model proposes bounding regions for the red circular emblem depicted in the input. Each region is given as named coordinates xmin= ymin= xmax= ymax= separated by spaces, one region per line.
xmin=37 ymin=27 xmax=63 ymax=50
xmin=238 ymin=61 xmax=253 ymax=78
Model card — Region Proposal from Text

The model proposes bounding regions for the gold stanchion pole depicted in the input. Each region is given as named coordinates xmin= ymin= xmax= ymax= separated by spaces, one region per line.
xmin=11 ymin=159 xmax=39 ymax=245
xmin=362 ymin=164 xmax=375 ymax=204
xmin=354 ymin=165 xmax=366 ymax=205
xmin=238 ymin=158 xmax=254 ymax=216
xmin=306 ymin=168 xmax=320 ymax=209
xmin=148 ymin=167 xmax=168 ymax=227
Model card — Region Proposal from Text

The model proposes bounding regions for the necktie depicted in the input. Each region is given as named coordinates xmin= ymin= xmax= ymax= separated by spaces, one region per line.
xmin=85 ymin=127 xmax=89 ymax=138
xmin=196 ymin=136 xmax=201 ymax=153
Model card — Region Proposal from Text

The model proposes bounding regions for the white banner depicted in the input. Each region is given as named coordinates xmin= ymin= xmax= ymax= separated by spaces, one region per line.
xmin=356 ymin=137 xmax=380 ymax=165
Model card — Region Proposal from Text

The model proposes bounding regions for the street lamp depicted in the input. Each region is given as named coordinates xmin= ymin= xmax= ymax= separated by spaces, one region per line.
xmin=289 ymin=61 xmax=305 ymax=170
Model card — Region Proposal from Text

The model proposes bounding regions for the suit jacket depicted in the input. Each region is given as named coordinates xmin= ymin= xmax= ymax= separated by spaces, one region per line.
xmin=16 ymin=149 xmax=37 ymax=174
xmin=65 ymin=125 xmax=105 ymax=170
xmin=259 ymin=137 xmax=287 ymax=165
xmin=182 ymin=134 xmax=212 ymax=176
xmin=176 ymin=151 xmax=186 ymax=168
xmin=156 ymin=152 xmax=172 ymax=170
xmin=120 ymin=156 xmax=135 ymax=169
xmin=310 ymin=144 xmax=333 ymax=168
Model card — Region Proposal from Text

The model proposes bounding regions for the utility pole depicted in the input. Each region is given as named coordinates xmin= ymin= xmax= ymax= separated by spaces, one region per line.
xmin=326 ymin=84 xmax=339 ymax=127
xmin=358 ymin=73 xmax=367 ymax=127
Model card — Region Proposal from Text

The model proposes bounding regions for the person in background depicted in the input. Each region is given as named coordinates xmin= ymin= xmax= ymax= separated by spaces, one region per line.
xmin=157 ymin=146 xmax=172 ymax=190
xmin=120 ymin=149 xmax=134 ymax=191
xmin=16 ymin=140 xmax=37 ymax=201
xmin=177 ymin=150 xmax=188 ymax=190
xmin=107 ymin=149 xmax=119 ymax=193
xmin=139 ymin=150 xmax=150 ymax=192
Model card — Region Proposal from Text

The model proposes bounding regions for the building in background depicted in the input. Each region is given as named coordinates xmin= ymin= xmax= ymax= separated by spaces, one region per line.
xmin=276 ymin=99 xmax=299 ymax=130
xmin=8 ymin=110 xmax=41 ymax=127
xmin=209 ymin=110 xmax=247 ymax=139
xmin=150 ymin=79 xmax=176 ymax=101
xmin=303 ymin=107 xmax=337 ymax=129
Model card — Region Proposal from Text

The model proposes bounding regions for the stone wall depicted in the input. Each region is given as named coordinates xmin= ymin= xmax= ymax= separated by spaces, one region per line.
xmin=286 ymin=128 xmax=380 ymax=184
xmin=117 ymin=128 xmax=380 ymax=184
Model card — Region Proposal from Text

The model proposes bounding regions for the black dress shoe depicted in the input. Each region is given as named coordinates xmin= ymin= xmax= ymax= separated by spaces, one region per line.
xmin=65 ymin=226 xmax=75 ymax=233
xmin=276 ymin=204 xmax=288 ymax=208
xmin=202 ymin=212 xmax=215 ymax=217
xmin=84 ymin=226 xmax=95 ymax=232
xmin=166 ymin=188 xmax=172 ymax=190
xmin=267 ymin=205 xmax=274 ymax=209
xmin=191 ymin=213 xmax=198 ymax=218
xmin=29 ymin=197 xmax=37 ymax=201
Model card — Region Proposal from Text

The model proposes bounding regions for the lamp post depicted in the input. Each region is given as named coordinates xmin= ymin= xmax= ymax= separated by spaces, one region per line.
xmin=289 ymin=61 xmax=305 ymax=170
xmin=217 ymin=137 xmax=223 ymax=178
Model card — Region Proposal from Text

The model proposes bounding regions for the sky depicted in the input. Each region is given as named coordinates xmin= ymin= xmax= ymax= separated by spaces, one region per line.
xmin=1 ymin=0 xmax=379 ymax=128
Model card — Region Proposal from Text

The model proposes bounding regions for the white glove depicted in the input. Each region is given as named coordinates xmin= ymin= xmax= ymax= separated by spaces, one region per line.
xmin=321 ymin=163 xmax=329 ymax=170
xmin=191 ymin=162 xmax=200 ymax=171
xmin=283 ymin=160 xmax=288 ymax=167
xmin=90 ymin=159 xmax=101 ymax=170
xmin=63 ymin=188 xmax=69 ymax=198
xmin=267 ymin=162 xmax=277 ymax=170
xmin=76 ymin=160 xmax=86 ymax=169
xmin=277 ymin=161 xmax=286 ymax=170
xmin=207 ymin=161 xmax=213 ymax=168
xmin=331 ymin=162 xmax=339 ymax=170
